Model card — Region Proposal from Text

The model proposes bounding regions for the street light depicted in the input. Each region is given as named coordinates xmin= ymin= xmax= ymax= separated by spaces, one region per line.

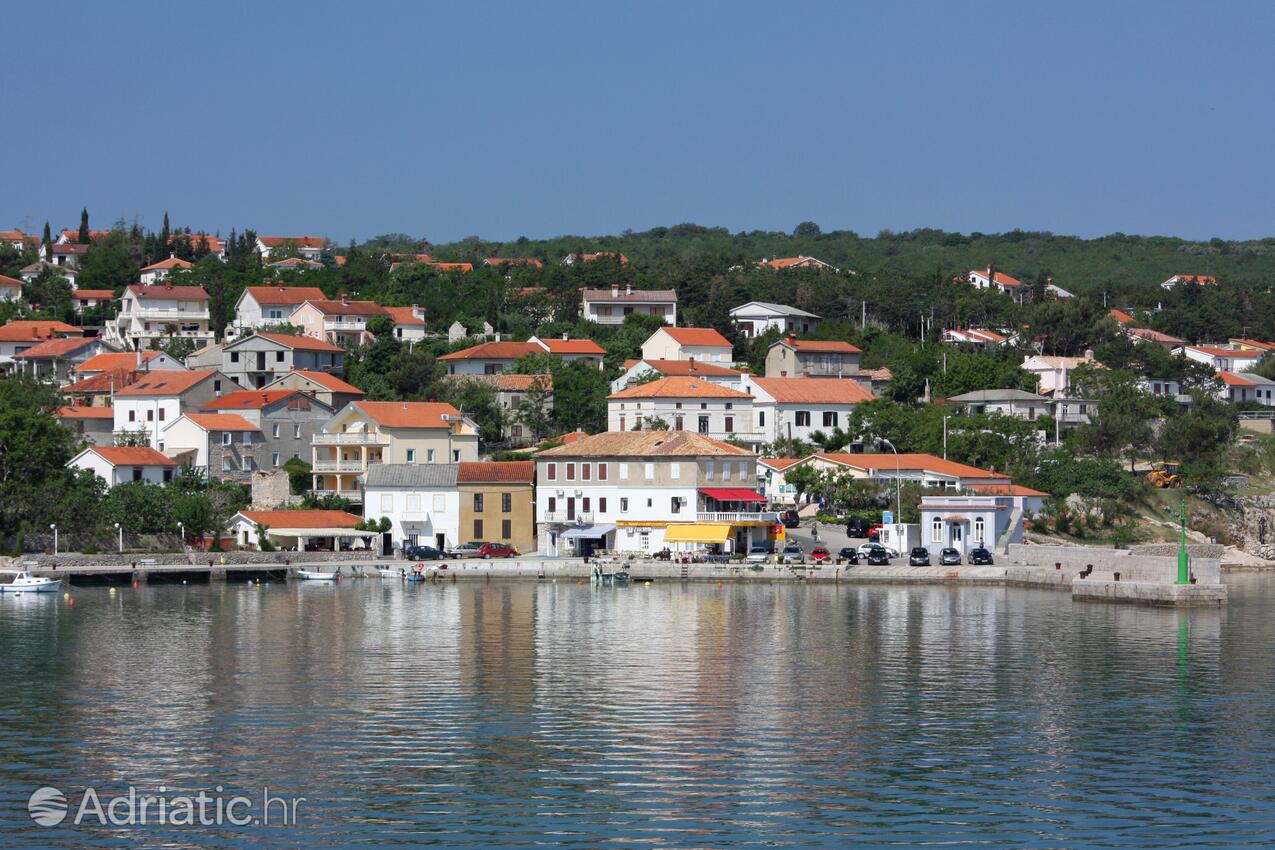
xmin=50 ymin=523 xmax=57 ymax=556
xmin=880 ymin=437 xmax=902 ymax=521
xmin=114 ymin=522 xmax=122 ymax=554
xmin=942 ymin=416 xmax=951 ymax=460
xmin=178 ymin=522 xmax=185 ymax=551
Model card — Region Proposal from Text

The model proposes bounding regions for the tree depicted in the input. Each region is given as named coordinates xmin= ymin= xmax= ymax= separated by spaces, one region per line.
xmin=515 ymin=376 xmax=554 ymax=441
xmin=78 ymin=208 xmax=90 ymax=244
xmin=793 ymin=221 xmax=822 ymax=239
xmin=1156 ymin=392 xmax=1238 ymax=492
xmin=160 ymin=211 xmax=170 ymax=249
xmin=783 ymin=464 xmax=821 ymax=505
xmin=41 ymin=221 xmax=51 ymax=260
xmin=1070 ymin=364 xmax=1158 ymax=470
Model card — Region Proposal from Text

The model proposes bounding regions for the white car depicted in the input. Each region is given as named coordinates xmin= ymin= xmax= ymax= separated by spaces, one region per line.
xmin=744 ymin=546 xmax=772 ymax=563
xmin=857 ymin=542 xmax=899 ymax=559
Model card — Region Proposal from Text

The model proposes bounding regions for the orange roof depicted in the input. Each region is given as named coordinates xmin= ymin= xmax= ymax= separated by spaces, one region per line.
xmin=538 ymin=337 xmax=605 ymax=355
xmin=484 ymin=257 xmax=543 ymax=268
xmin=785 ymin=339 xmax=861 ymax=353
xmin=139 ymin=257 xmax=193 ymax=273
xmin=632 ymin=359 xmax=741 ymax=378
xmin=57 ymin=405 xmax=114 ymax=419
xmin=288 ymin=370 xmax=364 ymax=394
xmin=303 ymin=299 xmax=388 ymax=317
xmin=201 ymin=389 xmax=297 ymax=410
xmin=257 ymin=235 xmax=326 ymax=249
xmin=1170 ymin=274 xmax=1218 ymax=285
xmin=238 ymin=509 xmax=361 ymax=529
xmin=609 ymin=376 xmax=751 ymax=400
xmin=428 ymin=262 xmax=473 ymax=272
xmin=575 ymin=252 xmax=628 ymax=264
xmin=971 ymin=268 xmax=1022 ymax=287
xmin=971 ymin=484 xmax=1049 ymax=497
xmin=127 ymin=284 xmax=209 ymax=301
xmin=1216 ymin=370 xmax=1255 ymax=387
xmin=11 ymin=336 xmax=98 ymax=359
xmin=750 ymin=378 xmax=874 ymax=404
xmin=169 ymin=232 xmax=224 ymax=253
xmin=818 ymin=452 xmax=1009 ymax=479
xmin=115 ymin=370 xmax=221 ymax=397
xmin=538 ymin=430 xmax=750 ymax=458
xmin=1229 ymin=338 xmax=1275 ymax=351
xmin=85 ymin=446 xmax=177 ymax=466
xmin=0 ymin=230 xmax=40 ymax=245
xmin=0 ymin=274 xmax=22 ymax=288
xmin=353 ymin=401 xmax=465 ymax=429
xmin=253 ymin=332 xmax=345 ymax=352
xmin=183 ymin=412 xmax=259 ymax=431
xmin=73 ymin=289 xmax=116 ymax=300
xmin=659 ymin=327 xmax=732 ymax=348
xmin=384 ymin=306 xmax=425 ymax=325
xmin=60 ymin=229 xmax=111 ymax=242
xmin=762 ymin=256 xmax=829 ymax=269
xmin=439 ymin=341 xmax=541 ymax=361
xmin=77 ymin=351 xmax=163 ymax=373
xmin=1108 ymin=309 xmax=1135 ymax=325
xmin=556 ymin=430 xmax=590 ymax=444
xmin=457 ymin=460 xmax=534 ymax=484
xmin=0 ymin=320 xmax=81 ymax=341
xmin=1188 ymin=345 xmax=1263 ymax=358
xmin=759 ymin=457 xmax=804 ymax=470
xmin=63 ymin=370 xmax=140 ymax=393
xmin=244 ymin=285 xmax=327 ymax=305
xmin=454 ymin=373 xmax=553 ymax=392
xmin=1126 ymin=326 xmax=1183 ymax=344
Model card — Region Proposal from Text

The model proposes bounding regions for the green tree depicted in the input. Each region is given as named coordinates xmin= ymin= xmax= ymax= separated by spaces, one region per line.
xmin=78 ymin=208 xmax=90 ymax=244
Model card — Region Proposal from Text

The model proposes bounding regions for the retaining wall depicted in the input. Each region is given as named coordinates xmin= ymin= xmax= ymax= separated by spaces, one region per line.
xmin=1005 ymin=544 xmax=1221 ymax=584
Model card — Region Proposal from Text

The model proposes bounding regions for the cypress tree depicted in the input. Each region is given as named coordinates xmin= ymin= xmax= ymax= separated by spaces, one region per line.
xmin=160 ymin=211 xmax=170 ymax=250
xmin=78 ymin=208 xmax=90 ymax=244
xmin=41 ymin=221 xmax=51 ymax=260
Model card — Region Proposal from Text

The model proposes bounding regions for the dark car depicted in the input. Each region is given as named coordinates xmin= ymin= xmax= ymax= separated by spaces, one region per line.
xmin=809 ymin=546 xmax=831 ymax=564
xmin=478 ymin=542 xmax=518 ymax=558
xmin=846 ymin=518 xmax=872 ymax=538
xmin=865 ymin=546 xmax=890 ymax=566
xmin=780 ymin=510 xmax=801 ymax=529
xmin=939 ymin=547 xmax=962 ymax=566
xmin=838 ymin=546 xmax=859 ymax=564
xmin=968 ymin=547 xmax=995 ymax=565
xmin=404 ymin=544 xmax=445 ymax=561
xmin=909 ymin=547 xmax=931 ymax=566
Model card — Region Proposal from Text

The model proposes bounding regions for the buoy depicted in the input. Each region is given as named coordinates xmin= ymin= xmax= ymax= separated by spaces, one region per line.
xmin=644 ymin=581 xmax=651 ymax=587
xmin=63 ymin=592 xmax=69 ymax=600
xmin=182 ymin=580 xmax=187 ymax=585
xmin=133 ymin=580 xmax=139 ymax=589
xmin=109 ymin=587 xmax=116 ymax=595
xmin=68 ymin=598 xmax=75 ymax=606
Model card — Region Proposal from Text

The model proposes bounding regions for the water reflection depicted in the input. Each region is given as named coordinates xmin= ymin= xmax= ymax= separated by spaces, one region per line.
xmin=0 ymin=575 xmax=1268 ymax=848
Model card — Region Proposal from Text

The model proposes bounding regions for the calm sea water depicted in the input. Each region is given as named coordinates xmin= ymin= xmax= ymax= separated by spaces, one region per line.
xmin=1 ymin=574 xmax=1274 ymax=848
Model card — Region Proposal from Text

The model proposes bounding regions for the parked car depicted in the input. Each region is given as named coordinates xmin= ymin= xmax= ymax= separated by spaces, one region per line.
xmin=968 ymin=547 xmax=995 ymax=565
xmin=780 ymin=543 xmax=804 ymax=564
xmin=403 ymin=544 xmax=446 ymax=561
xmin=477 ymin=542 xmax=517 ymax=558
xmin=846 ymin=518 xmax=873 ymax=538
xmin=447 ymin=542 xmax=484 ymax=559
xmin=908 ymin=547 xmax=931 ymax=566
xmin=838 ymin=546 xmax=859 ymax=564
xmin=809 ymin=546 xmax=831 ymax=564
xmin=857 ymin=542 xmax=899 ymax=559
xmin=745 ymin=546 xmax=771 ymax=563
xmin=939 ymin=547 xmax=962 ymax=566
xmin=865 ymin=546 xmax=890 ymax=566
xmin=780 ymin=510 xmax=801 ymax=529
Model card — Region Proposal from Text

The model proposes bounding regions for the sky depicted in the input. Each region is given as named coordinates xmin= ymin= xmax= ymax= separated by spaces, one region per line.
xmin=7 ymin=1 xmax=1275 ymax=244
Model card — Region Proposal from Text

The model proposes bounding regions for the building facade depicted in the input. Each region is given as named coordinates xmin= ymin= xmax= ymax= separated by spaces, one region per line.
xmin=458 ymin=461 xmax=536 ymax=554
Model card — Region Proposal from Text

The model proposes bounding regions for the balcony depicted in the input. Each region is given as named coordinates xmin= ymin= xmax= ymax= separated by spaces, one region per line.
xmin=126 ymin=308 xmax=211 ymax=321
xmin=324 ymin=320 xmax=367 ymax=331
xmin=312 ymin=460 xmax=365 ymax=473
xmin=336 ymin=489 xmax=363 ymax=501
xmin=698 ymin=511 xmax=779 ymax=524
xmin=312 ymin=432 xmax=387 ymax=445
xmin=543 ymin=511 xmax=595 ymax=524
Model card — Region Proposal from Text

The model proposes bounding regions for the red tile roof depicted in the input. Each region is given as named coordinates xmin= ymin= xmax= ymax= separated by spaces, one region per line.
xmin=60 ymin=229 xmax=111 ymax=242
xmin=428 ymin=262 xmax=473 ymax=272
xmin=762 ymin=256 xmax=830 ymax=269
xmin=784 ymin=338 xmax=861 ymax=353
xmin=658 ymin=327 xmax=732 ymax=347
xmin=254 ymin=331 xmax=345 ymax=352
xmin=72 ymin=289 xmax=116 ymax=300
xmin=63 ymin=370 xmax=141 ymax=393
xmin=818 ymin=452 xmax=1009 ymax=479
xmin=139 ymin=257 xmax=194 ymax=273
xmin=759 ymin=457 xmax=804 ymax=470
xmin=454 ymin=373 xmax=554 ymax=392
xmin=77 ymin=351 xmax=163 ymax=373
xmin=439 ymin=341 xmax=541 ymax=361
xmin=85 ymin=446 xmax=177 ymax=466
xmin=183 ymin=412 xmax=259 ymax=431
xmin=201 ymin=390 xmax=297 ymax=410
xmin=303 ymin=299 xmax=389 ymax=317
xmin=115 ymin=370 xmax=222 ymax=397
xmin=1229 ymin=338 xmax=1275 ymax=351
xmin=609 ymin=376 xmax=751 ymax=400
xmin=354 ymin=401 xmax=466 ymax=429
xmin=484 ymin=257 xmax=544 ymax=268
xmin=384 ymin=306 xmax=425 ymax=325
xmin=0 ymin=320 xmax=82 ymax=341
xmin=750 ymin=378 xmax=874 ymax=404
xmin=1109 ymin=309 xmax=1135 ymax=325
xmin=288 ymin=370 xmax=364 ymax=394
xmin=1217 ymin=370 xmax=1255 ymax=387
xmin=244 ymin=285 xmax=327 ymax=305
xmin=630 ymin=359 xmax=741 ymax=378
xmin=57 ymin=405 xmax=114 ymax=419
xmin=573 ymin=252 xmax=628 ymax=264
xmin=239 ymin=509 xmax=361 ymax=529
xmin=457 ymin=460 xmax=534 ymax=484
xmin=538 ymin=337 xmax=605 ymax=355
xmin=11 ymin=336 xmax=98 ymax=359
xmin=126 ymin=284 xmax=209 ymax=301
xmin=971 ymin=268 xmax=1022 ymax=287
xmin=169 ymin=232 xmax=224 ymax=253
xmin=257 ymin=235 xmax=326 ymax=249
xmin=0 ymin=274 xmax=22 ymax=288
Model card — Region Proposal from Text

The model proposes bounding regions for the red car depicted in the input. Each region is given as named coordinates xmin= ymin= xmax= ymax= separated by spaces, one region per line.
xmin=809 ymin=546 xmax=831 ymax=563
xmin=478 ymin=542 xmax=518 ymax=558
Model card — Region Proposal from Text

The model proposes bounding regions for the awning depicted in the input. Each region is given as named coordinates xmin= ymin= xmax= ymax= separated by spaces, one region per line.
xmin=663 ymin=523 xmax=733 ymax=543
xmin=560 ymin=523 xmax=616 ymax=540
xmin=698 ymin=488 xmax=767 ymax=503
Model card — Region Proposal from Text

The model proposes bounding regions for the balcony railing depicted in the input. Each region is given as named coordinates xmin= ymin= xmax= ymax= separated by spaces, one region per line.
xmin=336 ymin=489 xmax=363 ymax=501
xmin=325 ymin=320 xmax=367 ymax=331
xmin=698 ymin=511 xmax=779 ymax=523
xmin=543 ymin=511 xmax=594 ymax=524
xmin=124 ymin=308 xmax=211 ymax=320
xmin=312 ymin=460 xmax=365 ymax=473
xmin=312 ymin=432 xmax=387 ymax=445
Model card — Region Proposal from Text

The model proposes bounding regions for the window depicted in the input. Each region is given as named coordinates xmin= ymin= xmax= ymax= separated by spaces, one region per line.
xmin=272 ymin=452 xmax=280 ymax=467
xmin=620 ymin=497 xmax=629 ymax=512
xmin=823 ymin=411 xmax=838 ymax=428
xmin=511 ymin=424 xmax=522 ymax=437
xmin=230 ymin=352 xmax=240 ymax=363
xmin=243 ymin=431 xmax=252 ymax=445
xmin=725 ymin=416 xmax=734 ymax=432
xmin=566 ymin=464 xmax=575 ymax=481
xmin=975 ymin=517 xmax=985 ymax=544
xmin=158 ymin=408 xmax=165 ymax=421
xmin=697 ymin=415 xmax=709 ymax=433
xmin=705 ymin=462 xmax=714 ymax=480
xmin=582 ymin=464 xmax=591 ymax=481
xmin=147 ymin=409 xmax=154 ymax=422
xmin=163 ymin=469 xmax=173 ymax=483
xmin=433 ymin=494 xmax=445 ymax=512
xmin=132 ymin=467 xmax=143 ymax=482
xmin=598 ymin=497 xmax=607 ymax=513
xmin=644 ymin=463 xmax=654 ymax=480
xmin=618 ymin=463 xmax=628 ymax=480
xmin=795 ymin=411 xmax=811 ymax=427
xmin=276 ymin=351 xmax=285 ymax=362
xmin=272 ymin=423 xmax=280 ymax=439
xmin=582 ymin=497 xmax=591 ymax=512
xmin=675 ymin=416 xmax=684 ymax=430
xmin=222 ymin=432 xmax=231 ymax=445
xmin=639 ymin=532 xmax=650 ymax=551
xmin=381 ymin=494 xmax=394 ymax=512
xmin=222 ymin=457 xmax=233 ymax=472
xmin=474 ymin=519 xmax=483 ymax=539
xmin=407 ymin=494 xmax=421 ymax=513
xmin=474 ymin=493 xmax=484 ymax=512
xmin=406 ymin=449 xmax=416 ymax=463
xmin=670 ymin=463 xmax=680 ymax=479
xmin=452 ymin=449 xmax=460 ymax=462
xmin=932 ymin=518 xmax=943 ymax=543
xmin=128 ymin=410 xmax=136 ymax=422
xmin=426 ymin=449 xmax=435 ymax=462
xmin=722 ymin=462 xmax=732 ymax=481
xmin=214 ymin=380 xmax=221 ymax=393
xmin=546 ymin=463 xmax=557 ymax=481
xmin=758 ymin=411 xmax=765 ymax=427
xmin=671 ymin=497 xmax=681 ymax=514
xmin=502 ymin=492 xmax=512 ymax=512
xmin=739 ymin=461 xmax=750 ymax=480
xmin=597 ymin=463 xmax=608 ymax=480
xmin=548 ymin=496 xmax=556 ymax=512
xmin=294 ymin=424 xmax=301 ymax=439
xmin=502 ymin=519 xmax=512 ymax=539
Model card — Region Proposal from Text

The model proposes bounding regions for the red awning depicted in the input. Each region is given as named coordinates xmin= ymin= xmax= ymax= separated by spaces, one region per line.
xmin=699 ymin=488 xmax=767 ymax=503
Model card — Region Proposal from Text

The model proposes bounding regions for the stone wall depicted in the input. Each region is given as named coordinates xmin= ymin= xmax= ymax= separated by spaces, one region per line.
xmin=1005 ymin=543 xmax=1221 ymax=584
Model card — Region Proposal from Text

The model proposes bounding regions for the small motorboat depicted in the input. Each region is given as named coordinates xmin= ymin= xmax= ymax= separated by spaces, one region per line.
xmin=295 ymin=567 xmax=341 ymax=581
xmin=377 ymin=567 xmax=404 ymax=578
xmin=404 ymin=570 xmax=428 ymax=583
xmin=0 ymin=570 xmax=62 ymax=594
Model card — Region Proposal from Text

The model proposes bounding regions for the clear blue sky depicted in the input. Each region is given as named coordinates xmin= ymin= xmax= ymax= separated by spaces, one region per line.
xmin=8 ymin=1 xmax=1273 ymax=243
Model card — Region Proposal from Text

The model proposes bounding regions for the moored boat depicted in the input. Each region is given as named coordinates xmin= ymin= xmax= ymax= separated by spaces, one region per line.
xmin=0 ymin=570 xmax=61 ymax=594
xmin=296 ymin=567 xmax=342 ymax=581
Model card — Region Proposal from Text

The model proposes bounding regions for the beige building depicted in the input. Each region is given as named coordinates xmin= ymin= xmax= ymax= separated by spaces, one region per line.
xmin=765 ymin=334 xmax=861 ymax=378
xmin=311 ymin=401 xmax=479 ymax=507
xmin=458 ymin=461 xmax=536 ymax=553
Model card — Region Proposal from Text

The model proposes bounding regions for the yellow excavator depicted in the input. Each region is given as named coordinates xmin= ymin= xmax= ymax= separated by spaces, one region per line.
xmin=1147 ymin=461 xmax=1182 ymax=488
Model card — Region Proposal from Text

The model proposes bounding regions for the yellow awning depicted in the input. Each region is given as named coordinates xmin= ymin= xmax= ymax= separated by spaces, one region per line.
xmin=663 ymin=523 xmax=732 ymax=543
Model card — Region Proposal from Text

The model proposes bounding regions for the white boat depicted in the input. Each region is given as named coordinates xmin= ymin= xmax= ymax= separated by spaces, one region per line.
xmin=0 ymin=570 xmax=62 ymax=594
xmin=377 ymin=567 xmax=404 ymax=578
xmin=295 ymin=567 xmax=341 ymax=581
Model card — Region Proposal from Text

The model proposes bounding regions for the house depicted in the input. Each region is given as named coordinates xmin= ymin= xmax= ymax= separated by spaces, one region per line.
xmin=580 ymin=284 xmax=677 ymax=325
xmin=758 ymin=256 xmax=838 ymax=272
xmin=483 ymin=257 xmax=543 ymax=269
xmin=71 ymin=289 xmax=115 ymax=314
xmin=946 ymin=389 xmax=1052 ymax=421
xmin=11 ymin=336 xmax=116 ymax=384
xmin=161 ymin=413 xmax=263 ymax=481
xmin=1021 ymin=351 xmax=1096 ymax=396
xmin=764 ymin=334 xmax=860 ymax=378
xmin=310 ymin=401 xmax=480 ymax=506
xmin=55 ymin=229 xmax=111 ymax=244
xmin=640 ymin=327 xmax=732 ymax=364
xmin=803 ymin=452 xmax=1011 ymax=491
xmin=1123 ymin=325 xmax=1184 ymax=351
xmin=610 ymin=358 xmax=742 ymax=394
xmin=56 ymin=404 xmax=115 ymax=445
xmin=729 ymin=302 xmax=821 ymax=337
xmin=291 ymin=297 xmax=389 ymax=347
xmin=184 ymin=343 xmax=223 ymax=370
xmin=221 ymin=332 xmax=346 ymax=389
xmin=458 ymin=461 xmax=537 ymax=554
xmin=607 ymin=377 xmax=754 ymax=443
xmin=1229 ymin=338 xmax=1275 ymax=354
xmin=942 ymin=328 xmax=1010 ymax=347
xmin=743 ymin=376 xmax=874 ymax=444
xmin=1217 ymin=371 xmax=1275 ymax=407
xmin=966 ymin=265 xmax=1024 ymax=302
xmin=112 ymin=369 xmax=241 ymax=448
xmin=138 ymin=256 xmax=193 ymax=284
xmin=1045 ymin=282 xmax=1074 ymax=299
xmin=438 ymin=335 xmax=605 ymax=375
xmin=230 ymin=285 xmax=327 ymax=335
xmin=757 ymin=457 xmax=805 ymax=505
xmin=266 ymin=257 xmax=324 ymax=273
xmin=67 ymin=445 xmax=177 ymax=486
xmin=0 ymin=230 xmax=40 ymax=252
xmin=563 ymin=252 xmax=629 ymax=265
xmin=199 ymin=388 xmax=335 ymax=470
xmin=227 ymin=509 xmax=371 ymax=551
xmin=860 ymin=366 xmax=893 ymax=396
xmin=51 ymin=243 xmax=89 ymax=269
xmin=1178 ymin=345 xmax=1265 ymax=373
xmin=20 ymin=261 xmax=78 ymax=288
xmin=0 ymin=320 xmax=82 ymax=367
xmin=447 ymin=373 xmax=553 ymax=446
xmin=0 ymin=274 xmax=21 ymax=301
xmin=255 ymin=235 xmax=326 ymax=261
xmin=534 ymin=430 xmax=769 ymax=557
xmin=920 ymin=494 xmax=1024 ymax=558
xmin=361 ymin=464 xmax=461 ymax=553
xmin=384 ymin=306 xmax=427 ymax=343
xmin=76 ymin=349 xmax=186 ymax=378
xmin=427 ymin=261 xmax=473 ymax=273
xmin=109 ymin=284 xmax=214 ymax=350
xmin=168 ymin=232 xmax=226 ymax=261
xmin=263 ymin=369 xmax=364 ymax=412
xmin=1161 ymin=274 xmax=1217 ymax=290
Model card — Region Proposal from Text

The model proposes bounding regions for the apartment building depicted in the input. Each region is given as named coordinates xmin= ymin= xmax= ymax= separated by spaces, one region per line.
xmin=221 ymin=332 xmax=345 ymax=389
xmin=230 ymin=285 xmax=327 ymax=336
xmin=580 ymin=284 xmax=677 ymax=325
xmin=113 ymin=369 xmax=241 ymax=449
xmin=743 ymin=375 xmax=875 ymax=444
xmin=199 ymin=388 xmax=334 ymax=470
xmin=109 ymin=284 xmax=214 ymax=350
xmin=640 ymin=327 xmax=733 ymax=364
xmin=291 ymin=297 xmax=389 ymax=347
xmin=458 ymin=461 xmax=537 ymax=554
xmin=764 ymin=334 xmax=860 ymax=378
xmin=607 ymin=376 xmax=755 ymax=443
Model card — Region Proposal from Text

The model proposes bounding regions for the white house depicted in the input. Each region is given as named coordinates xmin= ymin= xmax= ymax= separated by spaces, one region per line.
xmin=1021 ymin=351 xmax=1096 ymax=396
xmin=743 ymin=375 xmax=875 ymax=444
xmin=758 ymin=457 xmax=805 ymax=505
xmin=580 ymin=284 xmax=677 ymax=325
xmin=67 ymin=445 xmax=177 ymax=486
xmin=946 ymin=389 xmax=1052 ymax=421
xmin=138 ymin=256 xmax=193 ymax=284
xmin=942 ymin=328 xmax=1010 ymax=347
xmin=1178 ymin=345 xmax=1264 ymax=374
xmin=384 ymin=306 xmax=427 ymax=343
xmin=967 ymin=265 xmax=1024 ymax=302
xmin=227 ymin=509 xmax=369 ymax=551
xmin=109 ymin=284 xmax=215 ymax=350
xmin=0 ymin=274 xmax=21 ymax=301
xmin=1161 ymin=274 xmax=1217 ymax=290
xmin=610 ymin=358 xmax=742 ymax=394
xmin=640 ymin=327 xmax=733 ymax=364
xmin=439 ymin=335 xmax=605 ymax=375
xmin=0 ymin=320 xmax=83 ymax=367
xmin=729 ymin=302 xmax=820 ymax=337
xmin=160 ymin=412 xmax=263 ymax=480
xmin=255 ymin=235 xmax=326 ymax=260
xmin=230 ymin=285 xmax=326 ymax=336
xmin=607 ymin=376 xmax=755 ymax=442
xmin=919 ymin=494 xmax=1023 ymax=557
xmin=112 ymin=369 xmax=240 ymax=449
xmin=19 ymin=261 xmax=78 ymax=288
xmin=361 ymin=464 xmax=462 ymax=552
xmin=1218 ymin=371 xmax=1275 ymax=407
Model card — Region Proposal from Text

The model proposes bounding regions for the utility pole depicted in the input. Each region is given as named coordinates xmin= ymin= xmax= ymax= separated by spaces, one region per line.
xmin=942 ymin=416 xmax=949 ymax=460
xmin=861 ymin=300 xmax=866 ymax=330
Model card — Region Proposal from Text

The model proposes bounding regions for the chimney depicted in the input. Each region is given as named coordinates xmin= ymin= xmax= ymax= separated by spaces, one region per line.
xmin=562 ymin=332 xmax=568 ymax=341
xmin=611 ymin=283 xmax=619 ymax=299
xmin=625 ymin=283 xmax=632 ymax=296
xmin=986 ymin=263 xmax=996 ymax=284
xmin=495 ymin=332 xmax=501 ymax=342
xmin=787 ymin=332 xmax=797 ymax=347
xmin=1046 ymin=274 xmax=1054 ymax=289
xmin=740 ymin=365 xmax=749 ymax=375
xmin=136 ymin=348 xmax=143 ymax=370
xmin=411 ymin=303 xmax=420 ymax=318
xmin=340 ymin=292 xmax=348 ymax=304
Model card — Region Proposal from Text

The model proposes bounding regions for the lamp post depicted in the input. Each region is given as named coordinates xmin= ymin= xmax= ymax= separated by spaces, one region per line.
xmin=50 ymin=523 xmax=57 ymax=556
xmin=115 ymin=522 xmax=122 ymax=554
xmin=880 ymin=438 xmax=902 ymax=521
xmin=942 ymin=416 xmax=950 ymax=460
xmin=1176 ymin=491 xmax=1190 ymax=584
xmin=178 ymin=522 xmax=185 ymax=551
